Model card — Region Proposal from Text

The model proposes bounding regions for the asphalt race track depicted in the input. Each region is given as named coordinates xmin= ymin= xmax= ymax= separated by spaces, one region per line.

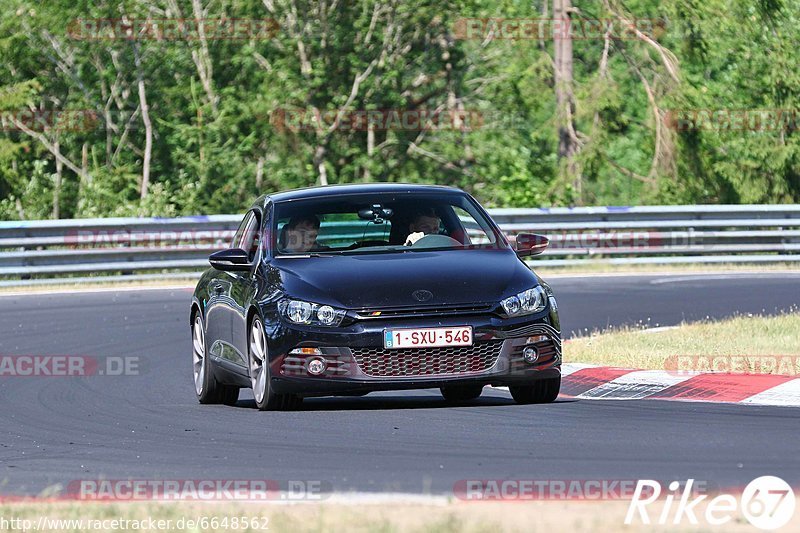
xmin=1 ymin=272 xmax=799 ymax=496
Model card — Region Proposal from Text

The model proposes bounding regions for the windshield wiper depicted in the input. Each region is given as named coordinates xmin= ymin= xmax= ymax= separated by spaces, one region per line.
xmin=278 ymin=252 xmax=335 ymax=258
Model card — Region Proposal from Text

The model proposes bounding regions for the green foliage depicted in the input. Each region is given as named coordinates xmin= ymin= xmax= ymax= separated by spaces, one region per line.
xmin=0 ymin=0 xmax=798 ymax=220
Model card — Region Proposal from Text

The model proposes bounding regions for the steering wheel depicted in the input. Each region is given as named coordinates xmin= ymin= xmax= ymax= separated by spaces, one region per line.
xmin=410 ymin=234 xmax=463 ymax=249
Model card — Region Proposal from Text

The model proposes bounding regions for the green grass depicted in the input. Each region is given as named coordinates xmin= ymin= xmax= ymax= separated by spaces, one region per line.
xmin=565 ymin=312 xmax=800 ymax=373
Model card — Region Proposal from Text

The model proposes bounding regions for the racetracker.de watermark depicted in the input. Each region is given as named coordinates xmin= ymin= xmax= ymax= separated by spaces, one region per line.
xmin=64 ymin=229 xmax=235 ymax=250
xmin=452 ymin=17 xmax=658 ymax=41
xmin=0 ymin=356 xmax=143 ymax=377
xmin=0 ymin=109 xmax=99 ymax=133
xmin=453 ymin=479 xmax=714 ymax=501
xmin=63 ymin=479 xmax=330 ymax=501
xmin=67 ymin=18 xmax=279 ymax=41
xmin=543 ymin=230 xmax=663 ymax=250
xmin=0 ymin=515 xmax=270 ymax=532
xmin=268 ymin=108 xmax=485 ymax=133
xmin=664 ymin=355 xmax=800 ymax=375
xmin=664 ymin=108 xmax=800 ymax=132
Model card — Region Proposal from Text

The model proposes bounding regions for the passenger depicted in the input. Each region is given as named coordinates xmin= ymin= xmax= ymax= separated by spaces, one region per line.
xmin=282 ymin=215 xmax=322 ymax=253
xmin=405 ymin=208 xmax=441 ymax=246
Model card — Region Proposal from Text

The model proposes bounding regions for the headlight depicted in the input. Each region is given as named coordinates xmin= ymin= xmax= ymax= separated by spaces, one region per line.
xmin=541 ymin=283 xmax=558 ymax=311
xmin=501 ymin=286 xmax=547 ymax=317
xmin=279 ymin=299 xmax=346 ymax=326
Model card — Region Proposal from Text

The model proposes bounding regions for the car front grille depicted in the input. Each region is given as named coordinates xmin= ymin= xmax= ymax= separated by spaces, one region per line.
xmin=351 ymin=341 xmax=504 ymax=377
xmin=353 ymin=304 xmax=495 ymax=320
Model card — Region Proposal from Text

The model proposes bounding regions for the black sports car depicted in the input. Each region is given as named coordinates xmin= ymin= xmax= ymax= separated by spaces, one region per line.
xmin=191 ymin=184 xmax=561 ymax=410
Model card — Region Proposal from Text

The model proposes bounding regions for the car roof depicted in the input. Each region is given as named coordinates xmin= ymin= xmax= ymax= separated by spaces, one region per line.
xmin=253 ymin=183 xmax=465 ymax=208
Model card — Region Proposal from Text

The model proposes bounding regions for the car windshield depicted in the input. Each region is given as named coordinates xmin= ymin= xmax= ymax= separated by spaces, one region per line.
xmin=272 ymin=192 xmax=502 ymax=256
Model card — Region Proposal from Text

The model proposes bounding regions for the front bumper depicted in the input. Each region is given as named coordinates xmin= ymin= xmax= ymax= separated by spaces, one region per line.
xmin=264 ymin=310 xmax=562 ymax=396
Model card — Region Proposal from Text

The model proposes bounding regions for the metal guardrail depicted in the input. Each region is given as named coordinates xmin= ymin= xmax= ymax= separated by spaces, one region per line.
xmin=1 ymin=205 xmax=799 ymax=284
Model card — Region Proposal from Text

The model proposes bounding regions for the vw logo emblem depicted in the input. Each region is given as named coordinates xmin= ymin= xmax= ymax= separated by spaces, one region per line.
xmin=412 ymin=290 xmax=433 ymax=302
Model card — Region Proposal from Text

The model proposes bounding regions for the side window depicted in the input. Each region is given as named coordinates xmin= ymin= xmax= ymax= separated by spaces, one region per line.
xmin=231 ymin=211 xmax=261 ymax=261
xmin=231 ymin=211 xmax=254 ymax=249
xmin=453 ymin=206 xmax=493 ymax=245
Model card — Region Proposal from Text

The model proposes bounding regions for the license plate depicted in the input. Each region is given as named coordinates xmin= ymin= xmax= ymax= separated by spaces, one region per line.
xmin=384 ymin=326 xmax=473 ymax=349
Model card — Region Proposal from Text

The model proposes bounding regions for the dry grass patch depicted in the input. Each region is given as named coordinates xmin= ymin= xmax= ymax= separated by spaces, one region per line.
xmin=0 ymin=499 xmax=787 ymax=532
xmin=565 ymin=312 xmax=800 ymax=373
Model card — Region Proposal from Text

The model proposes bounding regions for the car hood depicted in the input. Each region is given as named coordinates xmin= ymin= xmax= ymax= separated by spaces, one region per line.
xmin=269 ymin=249 xmax=538 ymax=309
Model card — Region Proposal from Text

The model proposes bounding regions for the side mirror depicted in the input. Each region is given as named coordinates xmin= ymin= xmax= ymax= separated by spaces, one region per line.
xmin=209 ymin=248 xmax=253 ymax=272
xmin=514 ymin=233 xmax=549 ymax=257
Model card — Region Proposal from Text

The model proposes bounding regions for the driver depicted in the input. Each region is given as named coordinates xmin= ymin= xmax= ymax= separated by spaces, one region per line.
xmin=405 ymin=208 xmax=441 ymax=246
xmin=282 ymin=214 xmax=323 ymax=253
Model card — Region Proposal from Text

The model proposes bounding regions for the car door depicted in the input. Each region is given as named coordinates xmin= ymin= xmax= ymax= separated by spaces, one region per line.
xmin=206 ymin=209 xmax=260 ymax=369
xmin=228 ymin=208 xmax=263 ymax=364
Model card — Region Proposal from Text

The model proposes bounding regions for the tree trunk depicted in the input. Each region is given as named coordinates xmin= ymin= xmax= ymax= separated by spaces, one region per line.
xmin=553 ymin=0 xmax=580 ymax=202
xmin=82 ymin=143 xmax=89 ymax=182
xmin=256 ymin=156 xmax=264 ymax=190
xmin=134 ymin=43 xmax=153 ymax=200
xmin=364 ymin=123 xmax=375 ymax=182
xmin=53 ymin=140 xmax=62 ymax=219
xmin=313 ymin=145 xmax=328 ymax=186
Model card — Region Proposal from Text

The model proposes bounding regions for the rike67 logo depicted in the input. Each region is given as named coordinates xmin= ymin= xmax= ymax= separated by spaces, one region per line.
xmin=626 ymin=476 xmax=796 ymax=530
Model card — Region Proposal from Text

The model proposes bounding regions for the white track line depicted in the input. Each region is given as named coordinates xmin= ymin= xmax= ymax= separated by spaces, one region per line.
xmin=560 ymin=363 xmax=597 ymax=376
xmin=740 ymin=379 xmax=800 ymax=406
xmin=649 ymin=273 xmax=800 ymax=284
xmin=0 ymin=284 xmax=194 ymax=297
xmin=577 ymin=370 xmax=694 ymax=400
xmin=323 ymin=493 xmax=450 ymax=505
xmin=543 ymin=270 xmax=800 ymax=280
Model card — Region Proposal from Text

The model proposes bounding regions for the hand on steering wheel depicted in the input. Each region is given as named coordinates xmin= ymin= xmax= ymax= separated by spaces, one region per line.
xmin=404 ymin=232 xmax=425 ymax=246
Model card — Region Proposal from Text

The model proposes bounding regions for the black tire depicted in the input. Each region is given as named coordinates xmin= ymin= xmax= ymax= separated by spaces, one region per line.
xmin=192 ymin=313 xmax=240 ymax=406
xmin=220 ymin=386 xmax=240 ymax=406
xmin=440 ymin=384 xmax=484 ymax=402
xmin=509 ymin=376 xmax=561 ymax=404
xmin=248 ymin=316 xmax=302 ymax=411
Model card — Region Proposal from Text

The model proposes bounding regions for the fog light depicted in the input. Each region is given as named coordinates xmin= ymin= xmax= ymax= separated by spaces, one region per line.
xmin=526 ymin=335 xmax=549 ymax=344
xmin=306 ymin=357 xmax=327 ymax=375
xmin=522 ymin=346 xmax=539 ymax=364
